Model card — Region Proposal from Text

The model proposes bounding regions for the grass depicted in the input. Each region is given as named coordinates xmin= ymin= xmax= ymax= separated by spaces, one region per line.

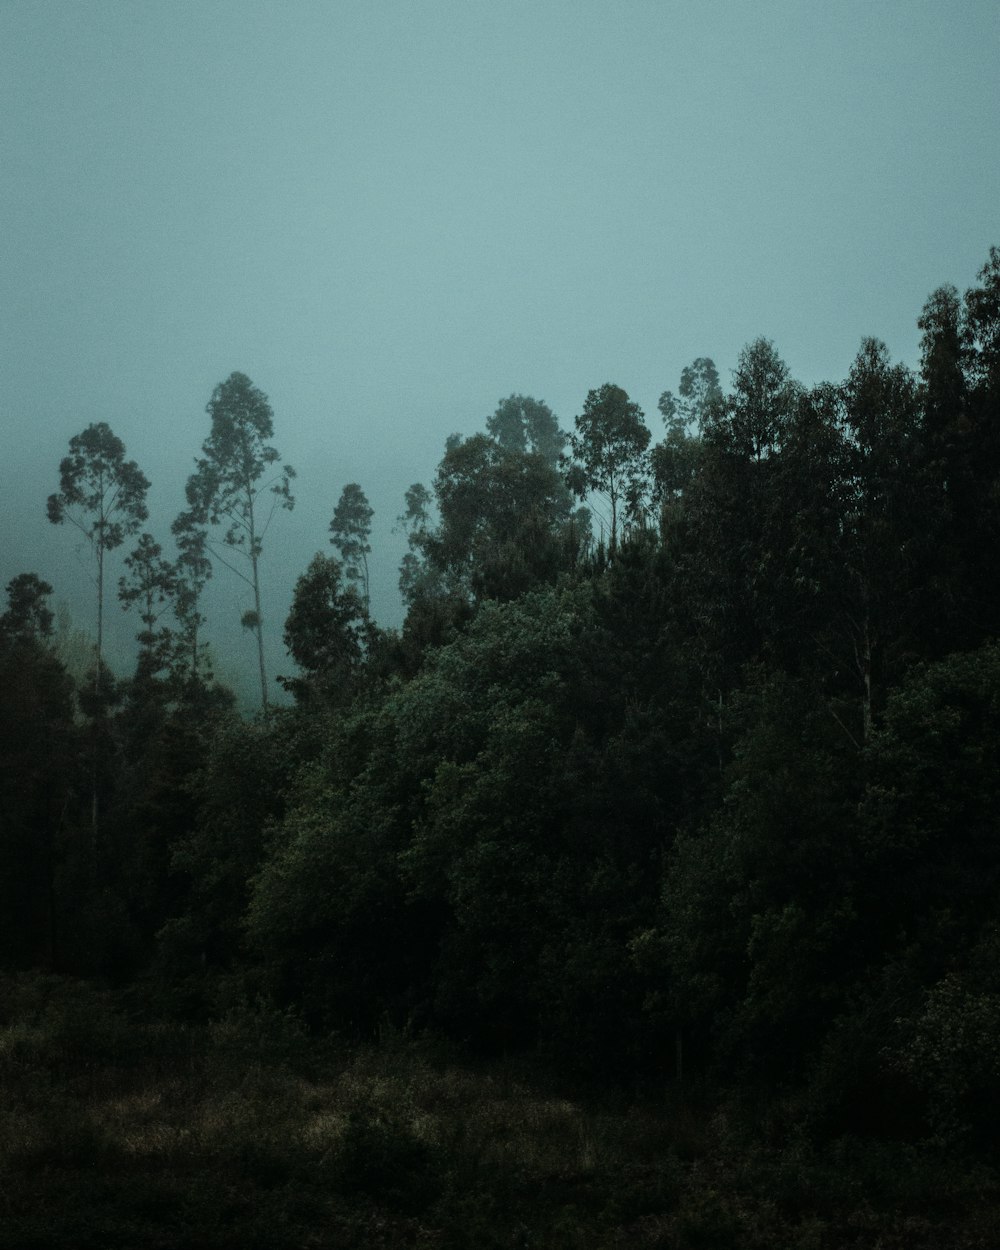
xmin=0 ymin=973 xmax=997 ymax=1248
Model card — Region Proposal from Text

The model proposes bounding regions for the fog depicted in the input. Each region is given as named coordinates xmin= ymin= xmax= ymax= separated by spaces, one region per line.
xmin=3 ymin=1 xmax=998 ymax=703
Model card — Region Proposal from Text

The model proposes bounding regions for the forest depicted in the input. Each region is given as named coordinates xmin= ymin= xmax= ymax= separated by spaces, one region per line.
xmin=2 ymin=249 xmax=1000 ymax=1248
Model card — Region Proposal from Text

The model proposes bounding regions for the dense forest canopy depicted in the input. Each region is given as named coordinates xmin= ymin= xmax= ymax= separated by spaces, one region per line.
xmin=4 ymin=251 xmax=1000 ymax=1200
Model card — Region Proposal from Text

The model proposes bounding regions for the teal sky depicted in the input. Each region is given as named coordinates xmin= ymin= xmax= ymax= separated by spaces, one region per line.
xmin=2 ymin=0 xmax=998 ymax=696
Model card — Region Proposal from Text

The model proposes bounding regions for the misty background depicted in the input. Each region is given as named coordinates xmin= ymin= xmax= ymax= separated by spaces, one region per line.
xmin=3 ymin=0 xmax=998 ymax=704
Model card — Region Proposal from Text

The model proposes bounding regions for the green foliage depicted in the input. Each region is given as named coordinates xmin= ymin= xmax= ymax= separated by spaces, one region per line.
xmin=279 ymin=552 xmax=368 ymax=702
xmin=486 ymin=393 xmax=567 ymax=465
xmin=10 ymin=247 xmax=1000 ymax=1244
xmin=1 ymin=572 xmax=55 ymax=642
xmin=329 ymin=482 xmax=374 ymax=611
xmin=183 ymin=372 xmax=296 ymax=708
xmin=46 ymin=422 xmax=150 ymax=682
xmin=568 ymin=383 xmax=651 ymax=552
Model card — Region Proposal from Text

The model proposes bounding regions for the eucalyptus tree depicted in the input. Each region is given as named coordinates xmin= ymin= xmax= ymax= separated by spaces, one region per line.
xmin=118 ymin=532 xmax=177 ymax=679
xmin=183 ymin=372 xmax=295 ymax=709
xmin=329 ymin=483 xmax=374 ymax=615
xmin=653 ymin=358 xmax=721 ymax=508
xmin=658 ymin=357 xmax=722 ymax=435
xmin=567 ymin=384 xmax=651 ymax=555
xmin=171 ymin=510 xmax=213 ymax=686
xmin=487 ymin=394 xmax=567 ymax=466
xmin=46 ymin=422 xmax=149 ymax=690
xmin=396 ymin=481 xmax=436 ymax=606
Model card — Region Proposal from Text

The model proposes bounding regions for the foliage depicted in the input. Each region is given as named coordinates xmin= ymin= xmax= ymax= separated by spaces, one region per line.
xmin=567 ymin=383 xmax=651 ymax=553
xmin=329 ymin=482 xmax=374 ymax=612
xmin=183 ymin=372 xmax=295 ymax=708
xmin=46 ymin=421 xmax=149 ymax=680
xmin=10 ymin=247 xmax=1000 ymax=1243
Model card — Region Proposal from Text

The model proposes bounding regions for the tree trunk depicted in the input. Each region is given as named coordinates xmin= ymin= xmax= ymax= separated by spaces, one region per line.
xmin=251 ymin=548 xmax=268 ymax=710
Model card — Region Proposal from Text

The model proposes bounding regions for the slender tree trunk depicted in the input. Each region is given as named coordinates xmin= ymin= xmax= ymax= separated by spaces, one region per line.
xmin=91 ymin=538 xmax=104 ymax=838
xmin=95 ymin=539 xmax=104 ymax=696
xmin=251 ymin=548 xmax=268 ymax=710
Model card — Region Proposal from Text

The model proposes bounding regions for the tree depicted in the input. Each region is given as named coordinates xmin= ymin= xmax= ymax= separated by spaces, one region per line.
xmin=704 ymin=339 xmax=798 ymax=461
xmin=0 ymin=573 xmax=55 ymax=644
xmin=170 ymin=510 xmax=213 ymax=688
xmin=839 ymin=338 xmax=923 ymax=737
xmin=329 ymin=483 xmax=374 ymax=615
xmin=653 ymin=358 xmax=721 ymax=508
xmin=567 ymin=384 xmax=651 ymax=555
xmin=280 ymin=553 xmax=367 ymax=702
xmin=46 ymin=422 xmax=149 ymax=690
xmin=486 ymin=394 xmax=567 ymax=466
xmin=183 ymin=372 xmax=295 ymax=709
xmin=658 ymin=356 xmax=722 ymax=435
xmin=396 ymin=482 xmax=437 ymax=607
xmin=0 ymin=575 xmax=80 ymax=969
xmin=428 ymin=433 xmax=575 ymax=603
xmin=118 ymin=533 xmax=177 ymax=680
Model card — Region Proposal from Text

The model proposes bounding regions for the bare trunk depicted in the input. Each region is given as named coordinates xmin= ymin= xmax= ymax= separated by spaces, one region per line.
xmin=91 ymin=540 xmax=103 ymax=838
xmin=251 ymin=547 xmax=268 ymax=711
xmin=95 ymin=540 xmax=104 ymax=695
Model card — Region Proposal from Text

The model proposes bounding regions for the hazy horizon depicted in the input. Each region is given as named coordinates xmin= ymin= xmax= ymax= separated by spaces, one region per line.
xmin=3 ymin=1 xmax=998 ymax=702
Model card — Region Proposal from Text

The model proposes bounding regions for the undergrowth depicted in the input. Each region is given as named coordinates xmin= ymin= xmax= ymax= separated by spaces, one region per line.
xmin=0 ymin=973 xmax=996 ymax=1248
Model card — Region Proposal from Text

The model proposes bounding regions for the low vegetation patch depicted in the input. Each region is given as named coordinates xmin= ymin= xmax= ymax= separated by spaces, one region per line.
xmin=1 ymin=976 xmax=997 ymax=1248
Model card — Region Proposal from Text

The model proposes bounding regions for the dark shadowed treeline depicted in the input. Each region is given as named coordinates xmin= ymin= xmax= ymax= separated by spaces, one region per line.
xmin=4 ymin=252 xmax=1000 ymax=1240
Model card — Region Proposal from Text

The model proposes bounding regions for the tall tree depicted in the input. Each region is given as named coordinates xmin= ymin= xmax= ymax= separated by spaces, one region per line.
xmin=183 ymin=372 xmax=295 ymax=710
xmin=704 ymin=339 xmax=798 ymax=461
xmin=396 ymin=482 xmax=436 ymax=607
xmin=118 ymin=533 xmax=177 ymax=680
xmin=329 ymin=483 xmax=374 ymax=615
xmin=46 ymin=422 xmax=149 ymax=690
xmin=839 ymin=338 xmax=923 ymax=737
xmin=653 ymin=357 xmax=721 ymax=509
xmin=568 ymin=384 xmax=651 ymax=555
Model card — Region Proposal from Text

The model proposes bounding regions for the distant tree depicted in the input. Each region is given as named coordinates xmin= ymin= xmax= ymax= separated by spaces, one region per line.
xmin=183 ymin=373 xmax=295 ymax=710
xmin=46 ymin=422 xmax=149 ymax=691
xmin=396 ymin=482 xmax=439 ymax=607
xmin=487 ymin=394 xmax=567 ymax=466
xmin=568 ymin=384 xmax=651 ymax=555
xmin=653 ymin=358 xmax=721 ymax=507
xmin=704 ymin=339 xmax=798 ymax=461
xmin=329 ymin=483 xmax=374 ymax=615
xmin=658 ymin=357 xmax=722 ymax=434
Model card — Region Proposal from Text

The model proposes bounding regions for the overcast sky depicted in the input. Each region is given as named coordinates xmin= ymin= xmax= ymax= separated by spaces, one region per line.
xmin=2 ymin=0 xmax=998 ymax=700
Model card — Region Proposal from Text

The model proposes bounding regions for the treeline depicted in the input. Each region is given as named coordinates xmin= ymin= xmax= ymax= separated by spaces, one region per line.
xmin=4 ymin=248 xmax=1000 ymax=1149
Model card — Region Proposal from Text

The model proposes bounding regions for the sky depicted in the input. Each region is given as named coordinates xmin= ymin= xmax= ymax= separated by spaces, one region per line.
xmin=2 ymin=0 xmax=998 ymax=702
